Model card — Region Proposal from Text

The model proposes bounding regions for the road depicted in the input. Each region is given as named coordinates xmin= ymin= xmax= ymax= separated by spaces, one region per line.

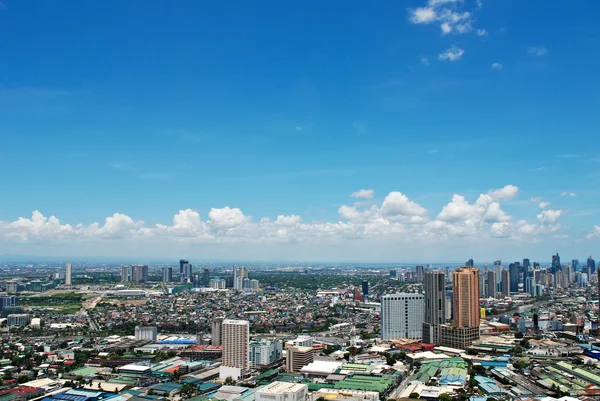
xmin=389 ymin=367 xmax=416 ymax=399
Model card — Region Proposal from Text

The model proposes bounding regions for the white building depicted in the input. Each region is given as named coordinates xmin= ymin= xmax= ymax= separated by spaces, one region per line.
xmin=288 ymin=335 xmax=313 ymax=348
xmin=65 ymin=263 xmax=72 ymax=286
xmin=250 ymin=339 xmax=282 ymax=366
xmin=134 ymin=326 xmax=157 ymax=341
xmin=250 ymin=279 xmax=260 ymax=291
xmin=255 ymin=382 xmax=307 ymax=401
xmin=309 ymin=389 xmax=379 ymax=401
xmin=219 ymin=319 xmax=250 ymax=380
xmin=381 ymin=293 xmax=424 ymax=340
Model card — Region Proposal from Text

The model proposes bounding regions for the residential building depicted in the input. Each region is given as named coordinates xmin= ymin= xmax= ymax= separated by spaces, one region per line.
xmin=381 ymin=293 xmax=424 ymax=340
xmin=552 ymin=253 xmax=561 ymax=274
xmin=286 ymin=346 xmax=314 ymax=373
xmin=493 ymin=260 xmax=502 ymax=285
xmin=250 ymin=339 xmax=283 ymax=366
xmin=162 ymin=267 xmax=173 ymax=282
xmin=8 ymin=314 xmax=30 ymax=327
xmin=440 ymin=267 xmax=480 ymax=348
xmin=588 ymin=256 xmax=596 ymax=274
xmin=501 ymin=269 xmax=510 ymax=297
xmin=121 ymin=265 xmax=130 ymax=282
xmin=131 ymin=265 xmax=149 ymax=283
xmin=250 ymin=279 xmax=260 ymax=291
xmin=487 ymin=271 xmax=497 ymax=298
xmin=212 ymin=317 xmax=224 ymax=346
xmin=65 ymin=263 xmax=72 ymax=286
xmin=180 ymin=259 xmax=192 ymax=281
xmin=416 ymin=266 xmax=424 ymax=282
xmin=219 ymin=319 xmax=250 ymax=380
xmin=0 ymin=295 xmax=17 ymax=311
xmin=423 ymin=271 xmax=446 ymax=345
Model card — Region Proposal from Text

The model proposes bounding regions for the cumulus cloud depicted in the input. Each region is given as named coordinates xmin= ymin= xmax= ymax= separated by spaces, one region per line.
xmin=439 ymin=46 xmax=464 ymax=61
xmin=537 ymin=209 xmax=564 ymax=224
xmin=539 ymin=201 xmax=551 ymax=209
xmin=408 ymin=0 xmax=482 ymax=36
xmin=477 ymin=29 xmax=488 ymax=36
xmin=0 ymin=184 xmax=579 ymax=248
xmin=530 ymin=197 xmax=542 ymax=203
xmin=350 ymin=189 xmax=375 ymax=199
xmin=587 ymin=225 xmax=600 ymax=240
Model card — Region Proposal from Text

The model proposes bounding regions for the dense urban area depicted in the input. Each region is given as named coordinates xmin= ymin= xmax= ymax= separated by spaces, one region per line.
xmin=0 ymin=255 xmax=598 ymax=401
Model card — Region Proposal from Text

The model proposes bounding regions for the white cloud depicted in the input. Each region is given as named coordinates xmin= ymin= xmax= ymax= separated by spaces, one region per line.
xmin=350 ymin=189 xmax=375 ymax=199
xmin=441 ymin=22 xmax=452 ymax=34
xmin=477 ymin=29 xmax=488 ymax=36
xmin=587 ymin=225 xmax=600 ymax=240
xmin=530 ymin=196 xmax=542 ymax=203
xmin=438 ymin=45 xmax=464 ymax=61
xmin=428 ymin=0 xmax=461 ymax=6
xmin=539 ymin=201 xmax=551 ymax=209
xmin=409 ymin=7 xmax=437 ymax=23
xmin=527 ymin=46 xmax=548 ymax=56
xmin=381 ymin=192 xmax=428 ymax=217
xmin=208 ymin=207 xmax=251 ymax=229
xmin=561 ymin=192 xmax=576 ymax=197
xmin=491 ymin=62 xmax=502 ymax=70
xmin=0 ymin=184 xmax=580 ymax=252
xmin=420 ymin=56 xmax=431 ymax=66
xmin=537 ymin=209 xmax=564 ymax=224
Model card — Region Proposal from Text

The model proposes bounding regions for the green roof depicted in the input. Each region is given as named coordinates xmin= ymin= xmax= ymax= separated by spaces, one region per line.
xmin=70 ymin=366 xmax=101 ymax=377
xmin=334 ymin=375 xmax=394 ymax=393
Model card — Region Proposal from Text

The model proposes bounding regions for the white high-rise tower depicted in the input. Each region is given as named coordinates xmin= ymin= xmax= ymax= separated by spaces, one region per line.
xmin=219 ymin=319 xmax=250 ymax=380
xmin=65 ymin=263 xmax=72 ymax=286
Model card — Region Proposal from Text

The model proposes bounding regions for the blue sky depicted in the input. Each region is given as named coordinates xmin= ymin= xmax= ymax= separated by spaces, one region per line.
xmin=1 ymin=0 xmax=599 ymax=262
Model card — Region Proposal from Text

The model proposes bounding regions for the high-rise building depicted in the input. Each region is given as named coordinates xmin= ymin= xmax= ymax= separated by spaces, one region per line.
xmin=212 ymin=317 xmax=224 ymax=346
xmin=381 ymin=293 xmax=424 ymax=340
xmin=0 ymin=295 xmax=17 ymax=311
xmin=233 ymin=266 xmax=249 ymax=290
xmin=210 ymin=278 xmax=226 ymax=289
xmin=219 ymin=319 xmax=250 ymax=380
xmin=493 ymin=260 xmax=502 ymax=284
xmin=121 ymin=265 xmax=130 ymax=282
xmin=572 ymin=259 xmax=580 ymax=271
xmin=479 ymin=271 xmax=486 ymax=299
xmin=509 ymin=263 xmax=519 ymax=293
xmin=250 ymin=339 xmax=283 ymax=366
xmin=162 ymin=267 xmax=173 ymax=282
xmin=65 ymin=263 xmax=72 ymax=286
xmin=487 ymin=271 xmax=497 ymax=298
xmin=362 ymin=281 xmax=369 ymax=298
xmin=588 ymin=256 xmax=596 ymax=274
xmin=440 ymin=267 xmax=480 ymax=348
xmin=134 ymin=326 xmax=157 ymax=341
xmin=131 ymin=265 xmax=149 ymax=283
xmin=416 ymin=266 xmax=424 ymax=282
xmin=180 ymin=259 xmax=190 ymax=276
xmin=250 ymin=279 xmax=260 ymax=291
xmin=423 ymin=271 xmax=446 ymax=344
xmin=202 ymin=268 xmax=210 ymax=286
xmin=285 ymin=346 xmax=314 ymax=373
xmin=465 ymin=259 xmax=474 ymax=267
xmin=523 ymin=258 xmax=531 ymax=271
xmin=551 ymin=253 xmax=561 ymax=274
xmin=501 ymin=269 xmax=510 ymax=297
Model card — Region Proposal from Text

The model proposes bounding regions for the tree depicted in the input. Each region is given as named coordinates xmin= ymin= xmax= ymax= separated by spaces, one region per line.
xmin=515 ymin=332 xmax=524 ymax=339
xmin=409 ymin=393 xmax=420 ymax=399
xmin=181 ymin=383 xmax=196 ymax=397
xmin=439 ymin=394 xmax=452 ymax=401
xmin=224 ymin=376 xmax=236 ymax=386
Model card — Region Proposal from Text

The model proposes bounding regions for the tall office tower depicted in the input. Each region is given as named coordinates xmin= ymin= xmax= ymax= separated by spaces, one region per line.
xmin=523 ymin=258 xmax=531 ymax=271
xmin=588 ymin=256 xmax=596 ymax=274
xmin=286 ymin=346 xmax=314 ymax=373
xmin=564 ymin=265 xmax=573 ymax=284
xmin=250 ymin=279 xmax=260 ymax=291
xmin=423 ymin=271 xmax=446 ymax=345
xmin=509 ymin=263 xmax=519 ymax=293
xmin=219 ymin=319 xmax=250 ymax=380
xmin=483 ymin=264 xmax=489 ymax=274
xmin=162 ymin=267 xmax=173 ymax=282
xmin=551 ymin=253 xmax=561 ymax=273
xmin=493 ymin=260 xmax=502 ymax=284
xmin=381 ymin=293 xmax=424 ymax=340
xmin=533 ymin=262 xmax=540 ymax=268
xmin=65 ymin=263 xmax=72 ymax=286
xmin=479 ymin=271 xmax=486 ymax=298
xmin=526 ymin=276 xmax=535 ymax=297
xmin=440 ymin=267 xmax=480 ymax=348
xmin=180 ymin=259 xmax=190 ymax=276
xmin=579 ymin=273 xmax=588 ymax=288
xmin=121 ymin=265 xmax=130 ymax=282
xmin=211 ymin=317 xmax=224 ymax=346
xmin=193 ymin=274 xmax=201 ymax=288
xmin=362 ymin=281 xmax=369 ymax=298
xmin=487 ymin=271 xmax=497 ymax=298
xmin=465 ymin=259 xmax=474 ymax=267
xmin=416 ymin=265 xmax=425 ymax=282
xmin=501 ymin=269 xmax=511 ymax=297
xmin=572 ymin=259 xmax=580 ymax=271
xmin=202 ymin=268 xmax=210 ymax=286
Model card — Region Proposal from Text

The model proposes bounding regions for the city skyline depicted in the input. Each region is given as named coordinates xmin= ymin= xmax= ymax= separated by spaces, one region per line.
xmin=1 ymin=1 xmax=599 ymax=260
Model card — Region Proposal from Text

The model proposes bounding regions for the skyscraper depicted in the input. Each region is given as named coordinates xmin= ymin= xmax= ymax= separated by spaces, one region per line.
xmin=131 ymin=265 xmax=149 ymax=283
xmin=440 ymin=267 xmax=480 ymax=348
xmin=65 ymin=263 xmax=72 ymax=286
xmin=233 ymin=266 xmax=249 ymax=290
xmin=588 ymin=256 xmax=596 ymax=274
xmin=219 ymin=319 xmax=250 ymax=380
xmin=493 ymin=260 xmax=502 ymax=284
xmin=465 ymin=259 xmax=474 ymax=267
xmin=416 ymin=265 xmax=424 ymax=282
xmin=423 ymin=271 xmax=446 ymax=344
xmin=180 ymin=259 xmax=190 ymax=276
xmin=381 ymin=293 xmax=424 ymax=340
xmin=121 ymin=265 xmax=130 ymax=282
xmin=362 ymin=280 xmax=369 ymax=298
xmin=509 ymin=263 xmax=519 ymax=293
xmin=523 ymin=258 xmax=531 ymax=271
xmin=572 ymin=259 xmax=579 ymax=271
xmin=501 ymin=269 xmax=510 ymax=297
xmin=162 ymin=267 xmax=173 ymax=282
xmin=551 ymin=253 xmax=561 ymax=274
xmin=202 ymin=268 xmax=210 ymax=286
xmin=487 ymin=270 xmax=497 ymax=298
xmin=212 ymin=317 xmax=224 ymax=346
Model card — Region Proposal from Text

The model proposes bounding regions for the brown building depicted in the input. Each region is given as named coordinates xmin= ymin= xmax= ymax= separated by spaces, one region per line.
xmin=285 ymin=346 xmax=314 ymax=372
xmin=440 ymin=267 xmax=480 ymax=349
